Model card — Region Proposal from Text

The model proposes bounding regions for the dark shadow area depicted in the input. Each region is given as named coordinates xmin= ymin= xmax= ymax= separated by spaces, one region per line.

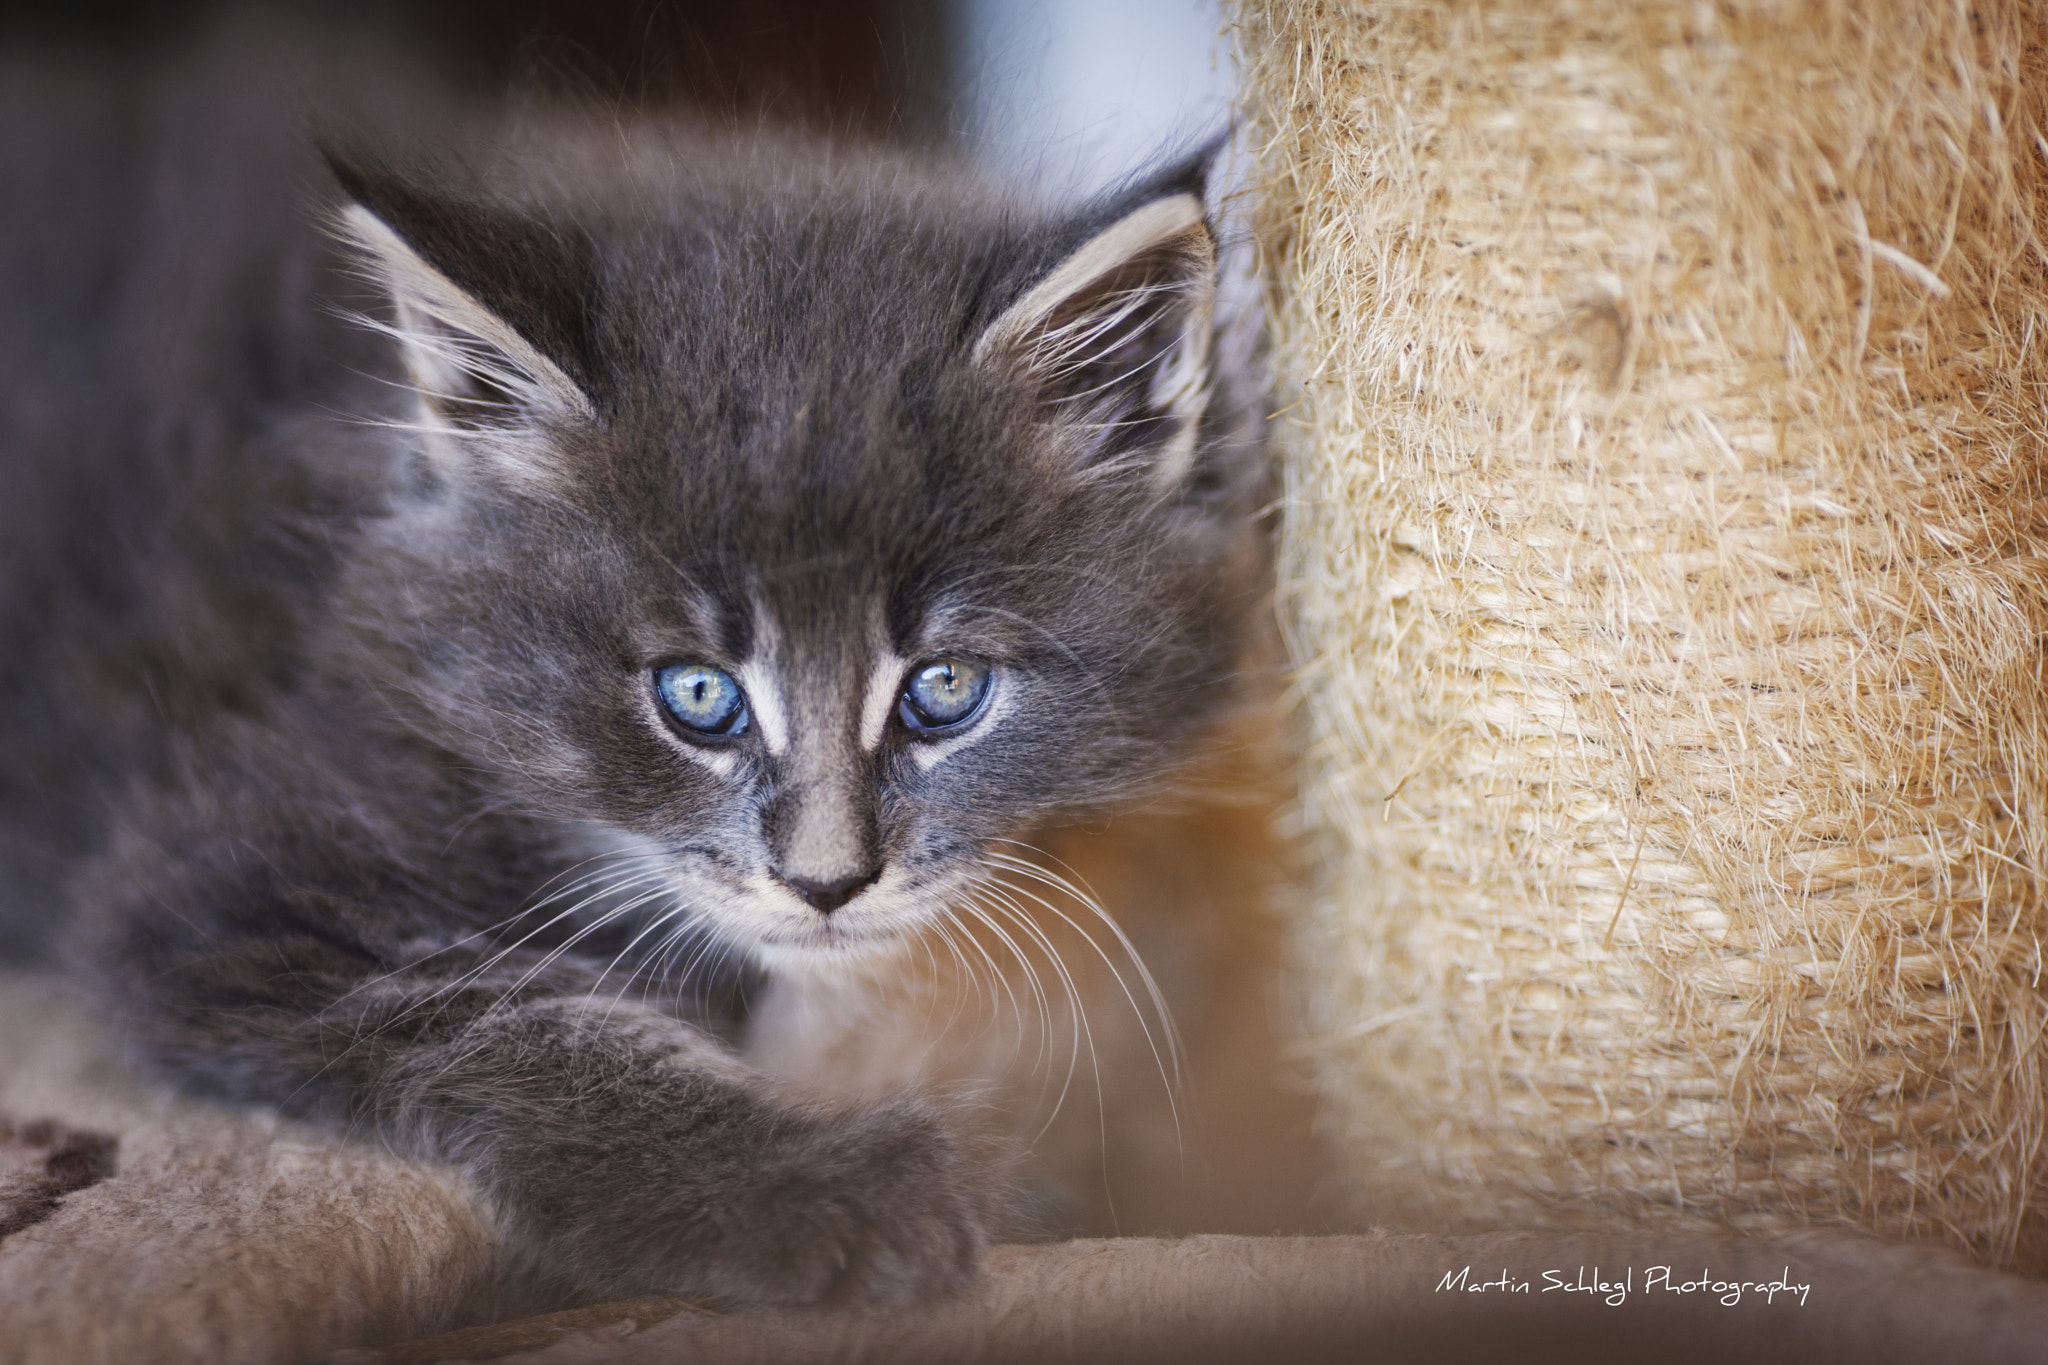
xmin=0 ymin=0 xmax=957 ymax=140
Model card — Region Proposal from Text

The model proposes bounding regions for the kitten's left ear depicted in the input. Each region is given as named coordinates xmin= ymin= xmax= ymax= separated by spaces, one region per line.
xmin=975 ymin=142 xmax=1220 ymax=489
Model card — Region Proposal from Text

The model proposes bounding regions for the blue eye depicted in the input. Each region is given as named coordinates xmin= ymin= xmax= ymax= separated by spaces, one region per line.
xmin=655 ymin=664 xmax=749 ymax=737
xmin=900 ymin=657 xmax=992 ymax=735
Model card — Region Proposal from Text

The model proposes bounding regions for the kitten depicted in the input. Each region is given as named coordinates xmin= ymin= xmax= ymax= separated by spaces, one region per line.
xmin=0 ymin=41 xmax=1268 ymax=1305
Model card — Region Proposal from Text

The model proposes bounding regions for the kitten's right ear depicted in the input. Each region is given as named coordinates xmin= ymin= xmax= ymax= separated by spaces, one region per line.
xmin=324 ymin=147 xmax=601 ymax=438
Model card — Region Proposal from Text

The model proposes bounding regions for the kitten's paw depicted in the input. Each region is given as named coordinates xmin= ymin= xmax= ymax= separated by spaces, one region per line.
xmin=699 ymin=1100 xmax=996 ymax=1306
xmin=521 ymin=1094 xmax=1000 ymax=1306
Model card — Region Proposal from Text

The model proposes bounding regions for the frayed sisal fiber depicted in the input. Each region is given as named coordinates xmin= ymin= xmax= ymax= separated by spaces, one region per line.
xmin=1232 ymin=0 xmax=2048 ymax=1265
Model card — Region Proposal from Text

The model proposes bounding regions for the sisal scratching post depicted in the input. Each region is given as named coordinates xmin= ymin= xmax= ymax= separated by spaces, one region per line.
xmin=1235 ymin=0 xmax=2048 ymax=1265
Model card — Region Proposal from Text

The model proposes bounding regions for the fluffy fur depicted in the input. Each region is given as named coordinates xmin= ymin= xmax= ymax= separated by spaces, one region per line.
xmin=0 ymin=26 xmax=1267 ymax=1304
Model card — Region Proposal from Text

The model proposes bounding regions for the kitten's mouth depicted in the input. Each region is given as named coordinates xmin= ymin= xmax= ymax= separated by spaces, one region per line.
xmin=747 ymin=915 xmax=922 ymax=975
xmin=662 ymin=860 xmax=956 ymax=968
xmin=759 ymin=919 xmax=858 ymax=949
xmin=746 ymin=888 xmax=947 ymax=964
xmin=761 ymin=900 xmax=915 ymax=947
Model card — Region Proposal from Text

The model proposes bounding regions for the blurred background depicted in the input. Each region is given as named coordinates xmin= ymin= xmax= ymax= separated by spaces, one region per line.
xmin=0 ymin=0 xmax=1237 ymax=192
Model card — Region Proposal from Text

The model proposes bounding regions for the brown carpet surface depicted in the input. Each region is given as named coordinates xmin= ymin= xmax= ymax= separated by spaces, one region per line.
xmin=8 ymin=969 xmax=2048 ymax=1365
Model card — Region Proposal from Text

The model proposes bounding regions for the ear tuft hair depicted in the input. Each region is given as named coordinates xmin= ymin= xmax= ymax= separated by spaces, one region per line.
xmin=976 ymin=189 xmax=1217 ymax=490
xmin=325 ymin=145 xmax=601 ymax=438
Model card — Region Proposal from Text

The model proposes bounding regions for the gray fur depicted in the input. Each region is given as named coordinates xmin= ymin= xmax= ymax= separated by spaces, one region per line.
xmin=0 ymin=25 xmax=1266 ymax=1306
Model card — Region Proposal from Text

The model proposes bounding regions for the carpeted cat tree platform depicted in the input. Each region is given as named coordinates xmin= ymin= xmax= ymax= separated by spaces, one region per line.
xmin=7 ymin=969 xmax=2048 ymax=1365
xmin=12 ymin=1 xmax=2048 ymax=1361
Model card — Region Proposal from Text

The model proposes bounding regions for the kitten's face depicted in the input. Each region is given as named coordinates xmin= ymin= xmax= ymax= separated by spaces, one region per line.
xmin=332 ymin=135 xmax=1261 ymax=963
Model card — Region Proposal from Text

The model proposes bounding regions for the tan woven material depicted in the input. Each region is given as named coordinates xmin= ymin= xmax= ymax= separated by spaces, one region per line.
xmin=1234 ymin=0 xmax=2048 ymax=1263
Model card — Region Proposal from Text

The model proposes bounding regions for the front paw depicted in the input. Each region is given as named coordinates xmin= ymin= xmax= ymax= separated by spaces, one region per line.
xmin=691 ymin=1100 xmax=996 ymax=1306
xmin=517 ymin=1096 xmax=999 ymax=1305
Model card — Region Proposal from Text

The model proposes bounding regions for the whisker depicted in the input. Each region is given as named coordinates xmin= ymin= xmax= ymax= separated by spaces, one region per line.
xmin=949 ymin=893 xmax=1038 ymax=1051
xmin=587 ymin=895 xmax=706 ymax=1016
xmin=978 ymin=846 xmax=1185 ymax=1155
xmin=957 ymin=896 xmax=1069 ymax=1121
xmin=924 ymin=916 xmax=988 ymax=1043
xmin=984 ymin=843 xmax=1186 ymax=1086
xmin=659 ymin=917 xmax=738 ymax=1012
xmin=316 ymin=851 xmax=679 ymax=1062
xmin=968 ymin=887 xmax=1094 ymax=1143
xmin=968 ymin=875 xmax=1067 ymax=1078
xmin=952 ymin=890 xmax=1050 ymax=1078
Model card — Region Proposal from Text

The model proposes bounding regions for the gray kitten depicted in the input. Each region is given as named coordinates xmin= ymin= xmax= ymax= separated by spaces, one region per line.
xmin=0 ymin=37 xmax=1265 ymax=1306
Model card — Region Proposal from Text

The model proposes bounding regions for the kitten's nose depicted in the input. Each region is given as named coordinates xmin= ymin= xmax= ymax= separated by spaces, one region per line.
xmin=781 ymin=870 xmax=878 ymax=915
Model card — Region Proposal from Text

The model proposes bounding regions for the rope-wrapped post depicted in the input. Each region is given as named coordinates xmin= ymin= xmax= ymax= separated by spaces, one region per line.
xmin=1235 ymin=0 xmax=2048 ymax=1265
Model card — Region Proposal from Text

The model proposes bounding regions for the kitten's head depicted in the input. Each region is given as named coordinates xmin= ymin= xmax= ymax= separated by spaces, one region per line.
xmin=328 ymin=130 xmax=1264 ymax=965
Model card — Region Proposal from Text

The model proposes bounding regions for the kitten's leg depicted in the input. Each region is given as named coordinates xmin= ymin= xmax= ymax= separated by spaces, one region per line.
xmin=103 ymin=934 xmax=994 ymax=1304
xmin=371 ymin=990 xmax=994 ymax=1304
